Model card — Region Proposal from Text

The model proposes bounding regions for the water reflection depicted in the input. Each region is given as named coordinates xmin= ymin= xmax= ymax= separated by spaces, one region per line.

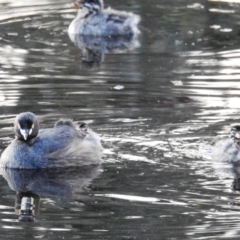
xmin=0 ymin=166 xmax=101 ymax=221
xmin=15 ymin=192 xmax=39 ymax=222
xmin=2 ymin=0 xmax=240 ymax=238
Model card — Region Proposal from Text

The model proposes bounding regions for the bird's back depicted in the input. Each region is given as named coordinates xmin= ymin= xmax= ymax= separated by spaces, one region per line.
xmin=213 ymin=138 xmax=240 ymax=164
xmin=1 ymin=120 xmax=102 ymax=169
xmin=68 ymin=8 xmax=140 ymax=37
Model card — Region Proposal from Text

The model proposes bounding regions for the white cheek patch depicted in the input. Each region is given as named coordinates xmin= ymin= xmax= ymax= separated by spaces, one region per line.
xmin=29 ymin=124 xmax=34 ymax=135
xmin=236 ymin=133 xmax=240 ymax=139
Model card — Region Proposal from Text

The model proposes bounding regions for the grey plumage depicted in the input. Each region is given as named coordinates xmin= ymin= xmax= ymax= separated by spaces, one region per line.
xmin=68 ymin=0 xmax=140 ymax=37
xmin=0 ymin=112 xmax=102 ymax=169
xmin=212 ymin=125 xmax=240 ymax=179
xmin=213 ymin=138 xmax=240 ymax=164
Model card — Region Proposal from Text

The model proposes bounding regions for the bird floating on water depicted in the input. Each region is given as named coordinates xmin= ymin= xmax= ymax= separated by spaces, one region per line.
xmin=213 ymin=125 xmax=240 ymax=165
xmin=0 ymin=112 xmax=102 ymax=169
xmin=68 ymin=0 xmax=140 ymax=38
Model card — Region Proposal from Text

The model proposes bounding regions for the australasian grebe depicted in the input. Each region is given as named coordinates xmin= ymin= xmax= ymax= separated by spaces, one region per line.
xmin=68 ymin=0 xmax=140 ymax=38
xmin=0 ymin=112 xmax=102 ymax=169
xmin=213 ymin=125 xmax=240 ymax=164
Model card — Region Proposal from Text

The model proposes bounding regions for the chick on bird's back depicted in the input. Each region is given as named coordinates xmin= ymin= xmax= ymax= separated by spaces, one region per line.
xmin=0 ymin=112 xmax=102 ymax=169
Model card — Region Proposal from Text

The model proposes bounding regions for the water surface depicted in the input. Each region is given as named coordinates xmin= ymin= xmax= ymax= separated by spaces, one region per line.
xmin=0 ymin=0 xmax=240 ymax=239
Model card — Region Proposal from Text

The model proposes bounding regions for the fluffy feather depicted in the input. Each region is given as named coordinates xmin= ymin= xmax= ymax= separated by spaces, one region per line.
xmin=68 ymin=1 xmax=140 ymax=37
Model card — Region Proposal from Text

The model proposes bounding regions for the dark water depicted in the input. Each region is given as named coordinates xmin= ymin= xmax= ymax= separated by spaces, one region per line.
xmin=0 ymin=0 xmax=240 ymax=239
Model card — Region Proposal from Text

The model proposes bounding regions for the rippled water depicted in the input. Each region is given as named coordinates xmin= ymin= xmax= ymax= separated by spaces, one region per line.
xmin=1 ymin=0 xmax=240 ymax=239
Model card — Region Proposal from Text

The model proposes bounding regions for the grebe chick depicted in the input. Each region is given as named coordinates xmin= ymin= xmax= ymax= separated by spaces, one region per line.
xmin=68 ymin=0 xmax=140 ymax=38
xmin=213 ymin=125 xmax=240 ymax=165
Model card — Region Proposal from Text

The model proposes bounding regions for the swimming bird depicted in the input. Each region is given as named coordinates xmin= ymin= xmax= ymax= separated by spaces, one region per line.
xmin=68 ymin=0 xmax=140 ymax=38
xmin=213 ymin=125 xmax=240 ymax=165
xmin=0 ymin=112 xmax=102 ymax=169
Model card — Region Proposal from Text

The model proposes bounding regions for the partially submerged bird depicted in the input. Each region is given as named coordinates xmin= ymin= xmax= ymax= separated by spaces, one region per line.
xmin=68 ymin=0 xmax=140 ymax=38
xmin=0 ymin=112 xmax=102 ymax=169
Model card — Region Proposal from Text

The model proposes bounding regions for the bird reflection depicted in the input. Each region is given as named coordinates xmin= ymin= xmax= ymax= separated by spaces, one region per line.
xmin=0 ymin=166 xmax=101 ymax=222
xmin=15 ymin=192 xmax=39 ymax=222
xmin=232 ymin=177 xmax=240 ymax=192
xmin=230 ymin=166 xmax=240 ymax=194
xmin=69 ymin=33 xmax=140 ymax=65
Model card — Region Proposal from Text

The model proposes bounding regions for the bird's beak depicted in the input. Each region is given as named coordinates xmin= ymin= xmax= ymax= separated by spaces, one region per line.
xmin=20 ymin=129 xmax=29 ymax=141
xmin=70 ymin=1 xmax=81 ymax=8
